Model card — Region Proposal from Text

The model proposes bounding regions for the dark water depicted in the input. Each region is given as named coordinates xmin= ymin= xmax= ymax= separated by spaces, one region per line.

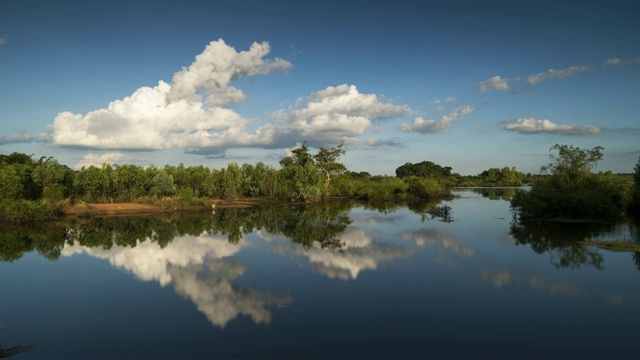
xmin=1 ymin=189 xmax=639 ymax=359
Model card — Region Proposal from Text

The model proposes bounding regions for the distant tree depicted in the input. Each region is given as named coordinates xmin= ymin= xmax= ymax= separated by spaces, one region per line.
xmin=395 ymin=161 xmax=453 ymax=179
xmin=541 ymin=144 xmax=604 ymax=185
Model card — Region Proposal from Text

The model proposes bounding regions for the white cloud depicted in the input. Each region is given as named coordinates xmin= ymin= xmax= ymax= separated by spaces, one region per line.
xmin=603 ymin=57 xmax=640 ymax=66
xmin=476 ymin=75 xmax=510 ymax=92
xmin=401 ymin=105 xmax=474 ymax=133
xmin=74 ymin=151 xmax=141 ymax=169
xmin=501 ymin=117 xmax=601 ymax=135
xmin=271 ymin=84 xmax=412 ymax=144
xmin=0 ymin=37 xmax=5 ymax=45
xmin=446 ymin=96 xmax=456 ymax=102
xmin=526 ymin=65 xmax=588 ymax=85
xmin=167 ymin=39 xmax=292 ymax=106
xmin=604 ymin=58 xmax=623 ymax=66
xmin=50 ymin=40 xmax=291 ymax=153
xmin=477 ymin=65 xmax=588 ymax=93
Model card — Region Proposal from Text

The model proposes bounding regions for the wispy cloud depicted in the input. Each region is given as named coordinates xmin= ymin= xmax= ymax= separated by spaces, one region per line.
xmin=0 ymin=37 xmax=6 ymax=45
xmin=501 ymin=117 xmax=601 ymax=135
xmin=401 ymin=105 xmax=475 ymax=134
xmin=363 ymin=138 xmax=406 ymax=149
xmin=525 ymin=66 xmax=588 ymax=85
xmin=477 ymin=65 xmax=588 ymax=93
xmin=603 ymin=57 xmax=640 ymax=66
xmin=0 ymin=130 xmax=50 ymax=145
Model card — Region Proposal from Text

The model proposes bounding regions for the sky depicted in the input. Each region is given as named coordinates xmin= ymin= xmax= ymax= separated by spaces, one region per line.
xmin=1 ymin=0 xmax=639 ymax=175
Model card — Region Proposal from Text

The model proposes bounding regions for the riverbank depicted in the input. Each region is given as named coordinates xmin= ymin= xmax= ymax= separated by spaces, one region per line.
xmin=63 ymin=198 xmax=279 ymax=217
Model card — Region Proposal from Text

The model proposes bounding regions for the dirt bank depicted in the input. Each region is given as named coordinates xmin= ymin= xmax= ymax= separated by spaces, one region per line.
xmin=63 ymin=198 xmax=279 ymax=217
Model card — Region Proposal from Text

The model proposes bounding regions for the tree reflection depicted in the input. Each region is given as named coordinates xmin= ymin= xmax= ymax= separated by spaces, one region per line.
xmin=471 ymin=187 xmax=522 ymax=201
xmin=510 ymin=222 xmax=606 ymax=269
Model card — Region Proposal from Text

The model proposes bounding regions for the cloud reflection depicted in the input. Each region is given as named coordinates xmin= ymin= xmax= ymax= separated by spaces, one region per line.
xmin=269 ymin=227 xmax=412 ymax=280
xmin=480 ymin=269 xmax=585 ymax=297
xmin=62 ymin=233 xmax=291 ymax=327
xmin=402 ymin=228 xmax=475 ymax=257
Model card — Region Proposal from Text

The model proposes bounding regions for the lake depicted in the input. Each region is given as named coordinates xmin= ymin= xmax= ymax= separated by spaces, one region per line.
xmin=1 ymin=188 xmax=639 ymax=359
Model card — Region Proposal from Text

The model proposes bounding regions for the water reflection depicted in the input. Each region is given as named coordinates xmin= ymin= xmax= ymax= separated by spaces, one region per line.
xmin=479 ymin=268 xmax=586 ymax=297
xmin=467 ymin=187 xmax=523 ymax=201
xmin=269 ymin=226 xmax=412 ymax=280
xmin=62 ymin=231 xmax=292 ymax=327
xmin=402 ymin=228 xmax=474 ymax=258
xmin=510 ymin=222 xmax=606 ymax=269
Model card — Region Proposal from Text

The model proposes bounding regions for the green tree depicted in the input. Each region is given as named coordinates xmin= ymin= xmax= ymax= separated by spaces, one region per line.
xmin=632 ymin=157 xmax=640 ymax=216
xmin=0 ymin=165 xmax=24 ymax=199
xmin=313 ymin=141 xmax=346 ymax=198
xmin=112 ymin=164 xmax=146 ymax=201
xmin=32 ymin=157 xmax=67 ymax=202
xmin=541 ymin=144 xmax=604 ymax=185
xmin=151 ymin=169 xmax=175 ymax=197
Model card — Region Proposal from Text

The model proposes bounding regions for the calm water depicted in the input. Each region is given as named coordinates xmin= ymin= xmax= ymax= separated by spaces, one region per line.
xmin=1 ymin=189 xmax=639 ymax=359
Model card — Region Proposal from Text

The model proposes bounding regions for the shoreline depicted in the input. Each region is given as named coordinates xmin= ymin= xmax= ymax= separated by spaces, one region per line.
xmin=63 ymin=198 xmax=282 ymax=217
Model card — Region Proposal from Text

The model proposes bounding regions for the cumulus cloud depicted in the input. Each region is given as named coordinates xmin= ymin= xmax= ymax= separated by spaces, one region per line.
xmin=401 ymin=105 xmax=474 ymax=133
xmin=50 ymin=39 xmax=291 ymax=154
xmin=74 ymin=151 xmax=142 ymax=169
xmin=446 ymin=97 xmax=456 ymax=102
xmin=271 ymin=84 xmax=412 ymax=144
xmin=501 ymin=117 xmax=601 ymax=135
xmin=0 ymin=130 xmax=49 ymax=145
xmin=476 ymin=76 xmax=510 ymax=93
xmin=167 ymin=40 xmax=292 ymax=106
xmin=526 ymin=65 xmax=588 ymax=85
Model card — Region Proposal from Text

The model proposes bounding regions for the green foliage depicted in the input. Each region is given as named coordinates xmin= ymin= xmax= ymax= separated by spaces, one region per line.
xmin=510 ymin=145 xmax=631 ymax=223
xmin=151 ymin=169 xmax=175 ymax=197
xmin=406 ymin=177 xmax=448 ymax=199
xmin=632 ymin=157 xmax=640 ymax=216
xmin=32 ymin=157 xmax=68 ymax=202
xmin=395 ymin=161 xmax=453 ymax=179
xmin=0 ymin=165 xmax=23 ymax=199
xmin=313 ymin=141 xmax=346 ymax=197
xmin=476 ymin=167 xmax=524 ymax=186
xmin=541 ymin=144 xmax=603 ymax=185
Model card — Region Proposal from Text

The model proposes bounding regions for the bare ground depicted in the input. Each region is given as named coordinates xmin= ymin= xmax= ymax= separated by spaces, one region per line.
xmin=63 ymin=198 xmax=283 ymax=217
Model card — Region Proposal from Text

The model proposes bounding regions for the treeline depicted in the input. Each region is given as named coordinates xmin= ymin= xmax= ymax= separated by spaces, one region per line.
xmin=395 ymin=161 xmax=526 ymax=187
xmin=1 ymin=144 xmax=456 ymax=221
xmin=511 ymin=144 xmax=640 ymax=222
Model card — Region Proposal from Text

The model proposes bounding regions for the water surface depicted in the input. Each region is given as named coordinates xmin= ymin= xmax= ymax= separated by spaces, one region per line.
xmin=1 ymin=189 xmax=639 ymax=358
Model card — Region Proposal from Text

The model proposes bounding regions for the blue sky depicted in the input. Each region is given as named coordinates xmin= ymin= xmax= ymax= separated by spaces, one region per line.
xmin=1 ymin=0 xmax=639 ymax=175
